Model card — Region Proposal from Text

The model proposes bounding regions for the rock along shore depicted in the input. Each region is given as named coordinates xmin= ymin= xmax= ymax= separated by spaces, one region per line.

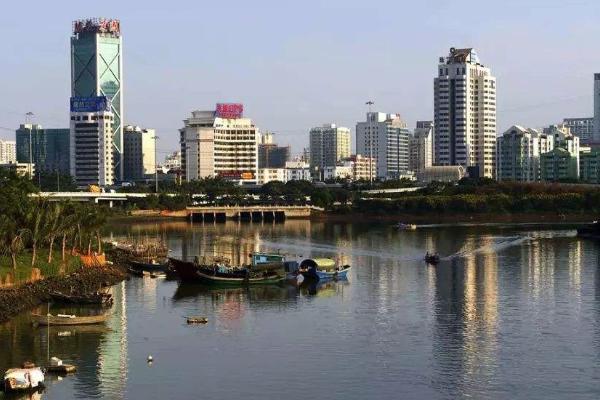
xmin=0 ymin=265 xmax=127 ymax=324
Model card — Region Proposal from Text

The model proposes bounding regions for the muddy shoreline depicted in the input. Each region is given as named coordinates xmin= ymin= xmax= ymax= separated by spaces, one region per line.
xmin=0 ymin=265 xmax=127 ymax=324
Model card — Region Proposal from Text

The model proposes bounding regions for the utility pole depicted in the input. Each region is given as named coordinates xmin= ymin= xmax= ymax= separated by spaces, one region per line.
xmin=365 ymin=101 xmax=374 ymax=186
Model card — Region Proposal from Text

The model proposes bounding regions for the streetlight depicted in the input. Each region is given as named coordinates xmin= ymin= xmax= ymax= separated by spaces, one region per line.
xmin=365 ymin=101 xmax=374 ymax=185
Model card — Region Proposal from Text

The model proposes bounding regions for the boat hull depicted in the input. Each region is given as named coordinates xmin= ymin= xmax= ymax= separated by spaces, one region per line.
xmin=169 ymin=258 xmax=283 ymax=286
xmin=32 ymin=314 xmax=108 ymax=326
xmin=128 ymin=260 xmax=168 ymax=272
xmin=302 ymin=266 xmax=351 ymax=281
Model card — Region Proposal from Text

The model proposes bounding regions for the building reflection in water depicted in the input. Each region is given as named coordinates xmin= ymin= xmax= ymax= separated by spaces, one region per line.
xmin=431 ymin=234 xmax=499 ymax=397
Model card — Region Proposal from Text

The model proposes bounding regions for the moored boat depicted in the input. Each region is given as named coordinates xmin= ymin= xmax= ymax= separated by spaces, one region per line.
xmin=50 ymin=291 xmax=113 ymax=306
xmin=2 ymin=363 xmax=44 ymax=393
xmin=128 ymin=259 xmax=168 ymax=272
xmin=32 ymin=313 xmax=109 ymax=326
xmin=169 ymin=252 xmax=285 ymax=286
xmin=298 ymin=258 xmax=351 ymax=281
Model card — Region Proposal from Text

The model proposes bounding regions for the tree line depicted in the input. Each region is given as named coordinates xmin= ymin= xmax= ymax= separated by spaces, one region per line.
xmin=0 ymin=170 xmax=107 ymax=270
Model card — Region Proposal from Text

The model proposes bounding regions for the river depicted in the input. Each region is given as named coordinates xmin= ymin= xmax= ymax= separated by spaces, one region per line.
xmin=1 ymin=220 xmax=600 ymax=399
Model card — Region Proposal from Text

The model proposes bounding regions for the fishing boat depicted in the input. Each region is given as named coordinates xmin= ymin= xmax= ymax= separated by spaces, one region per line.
xmin=298 ymin=258 xmax=351 ymax=281
xmin=424 ymin=252 xmax=440 ymax=265
xmin=169 ymin=253 xmax=285 ymax=286
xmin=49 ymin=291 xmax=113 ymax=306
xmin=31 ymin=313 xmax=108 ymax=326
xmin=2 ymin=363 xmax=45 ymax=393
xmin=396 ymin=222 xmax=417 ymax=230
xmin=128 ymin=259 xmax=168 ymax=272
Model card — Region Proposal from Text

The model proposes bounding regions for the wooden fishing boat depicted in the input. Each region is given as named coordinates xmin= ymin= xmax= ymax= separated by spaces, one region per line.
xmin=396 ymin=222 xmax=417 ymax=230
xmin=50 ymin=291 xmax=113 ymax=306
xmin=298 ymin=258 xmax=351 ymax=281
xmin=169 ymin=253 xmax=285 ymax=286
xmin=128 ymin=259 xmax=168 ymax=272
xmin=31 ymin=313 xmax=108 ymax=326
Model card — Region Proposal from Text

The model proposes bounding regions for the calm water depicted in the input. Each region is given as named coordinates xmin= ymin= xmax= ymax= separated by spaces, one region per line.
xmin=1 ymin=220 xmax=600 ymax=400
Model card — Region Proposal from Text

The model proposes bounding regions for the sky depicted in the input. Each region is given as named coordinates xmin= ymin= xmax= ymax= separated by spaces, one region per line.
xmin=1 ymin=0 xmax=600 ymax=159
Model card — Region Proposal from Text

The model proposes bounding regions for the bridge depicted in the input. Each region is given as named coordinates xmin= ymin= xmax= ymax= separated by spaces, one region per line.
xmin=184 ymin=206 xmax=314 ymax=222
xmin=33 ymin=192 xmax=149 ymax=206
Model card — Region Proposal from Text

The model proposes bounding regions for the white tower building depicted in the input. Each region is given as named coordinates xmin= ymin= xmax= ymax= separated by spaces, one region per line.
xmin=434 ymin=48 xmax=497 ymax=178
xmin=69 ymin=96 xmax=114 ymax=187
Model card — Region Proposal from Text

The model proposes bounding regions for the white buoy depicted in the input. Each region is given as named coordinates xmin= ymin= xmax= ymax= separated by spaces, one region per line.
xmin=147 ymin=355 xmax=153 ymax=362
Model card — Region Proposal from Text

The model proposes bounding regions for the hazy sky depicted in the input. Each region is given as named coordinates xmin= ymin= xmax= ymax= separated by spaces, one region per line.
xmin=1 ymin=0 xmax=599 ymax=158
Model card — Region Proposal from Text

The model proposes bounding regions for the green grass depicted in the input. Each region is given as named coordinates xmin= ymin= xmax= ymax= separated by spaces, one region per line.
xmin=0 ymin=249 xmax=82 ymax=286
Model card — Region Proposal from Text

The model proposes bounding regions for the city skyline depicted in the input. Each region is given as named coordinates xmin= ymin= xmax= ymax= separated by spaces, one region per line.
xmin=1 ymin=0 xmax=599 ymax=156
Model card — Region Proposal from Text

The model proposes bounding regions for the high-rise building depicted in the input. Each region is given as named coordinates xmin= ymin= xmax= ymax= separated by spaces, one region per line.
xmin=434 ymin=47 xmax=497 ymax=178
xmin=496 ymin=125 xmax=554 ymax=182
xmin=71 ymin=18 xmax=123 ymax=180
xmin=69 ymin=96 xmax=114 ymax=187
xmin=123 ymin=125 xmax=156 ymax=182
xmin=563 ymin=118 xmax=593 ymax=144
xmin=309 ymin=124 xmax=351 ymax=172
xmin=0 ymin=140 xmax=16 ymax=164
xmin=180 ymin=103 xmax=258 ymax=184
xmin=356 ymin=112 xmax=410 ymax=179
xmin=409 ymin=121 xmax=433 ymax=175
xmin=258 ymin=133 xmax=290 ymax=168
xmin=594 ymin=74 xmax=600 ymax=144
xmin=540 ymin=124 xmax=581 ymax=181
xmin=285 ymin=161 xmax=311 ymax=182
xmin=16 ymin=125 xmax=70 ymax=173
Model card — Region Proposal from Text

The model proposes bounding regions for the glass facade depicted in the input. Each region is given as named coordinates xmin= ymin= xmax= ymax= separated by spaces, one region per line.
xmin=71 ymin=29 xmax=123 ymax=179
xmin=16 ymin=126 xmax=70 ymax=173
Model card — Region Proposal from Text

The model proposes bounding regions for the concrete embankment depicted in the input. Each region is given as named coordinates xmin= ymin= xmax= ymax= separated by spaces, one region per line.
xmin=0 ymin=265 xmax=127 ymax=324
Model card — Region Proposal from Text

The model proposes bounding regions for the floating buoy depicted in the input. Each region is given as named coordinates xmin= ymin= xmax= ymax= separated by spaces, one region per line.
xmin=147 ymin=355 xmax=153 ymax=362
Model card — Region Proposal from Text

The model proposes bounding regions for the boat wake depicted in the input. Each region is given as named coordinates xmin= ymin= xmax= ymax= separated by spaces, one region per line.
xmin=442 ymin=235 xmax=530 ymax=260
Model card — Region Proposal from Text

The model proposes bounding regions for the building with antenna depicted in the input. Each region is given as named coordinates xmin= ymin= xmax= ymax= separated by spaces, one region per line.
xmin=434 ymin=47 xmax=497 ymax=178
xmin=71 ymin=18 xmax=123 ymax=180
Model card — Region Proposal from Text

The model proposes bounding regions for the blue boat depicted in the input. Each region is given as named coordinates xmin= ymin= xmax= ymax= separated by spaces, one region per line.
xmin=298 ymin=258 xmax=351 ymax=281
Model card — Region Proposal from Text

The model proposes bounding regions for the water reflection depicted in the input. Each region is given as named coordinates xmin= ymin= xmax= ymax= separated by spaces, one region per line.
xmin=2 ymin=222 xmax=600 ymax=399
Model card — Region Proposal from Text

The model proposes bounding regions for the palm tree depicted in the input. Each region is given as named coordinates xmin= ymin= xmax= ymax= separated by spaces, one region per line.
xmin=26 ymin=199 xmax=47 ymax=267
xmin=46 ymin=203 xmax=62 ymax=263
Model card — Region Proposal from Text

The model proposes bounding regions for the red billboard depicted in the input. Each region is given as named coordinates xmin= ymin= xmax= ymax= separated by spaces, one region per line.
xmin=218 ymin=170 xmax=254 ymax=180
xmin=215 ymin=103 xmax=243 ymax=119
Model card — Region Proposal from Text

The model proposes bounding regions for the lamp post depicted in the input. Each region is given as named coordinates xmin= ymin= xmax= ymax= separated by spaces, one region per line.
xmin=365 ymin=101 xmax=374 ymax=186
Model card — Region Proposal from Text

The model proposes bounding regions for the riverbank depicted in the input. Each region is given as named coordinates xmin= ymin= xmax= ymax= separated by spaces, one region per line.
xmin=0 ymin=265 xmax=127 ymax=324
xmin=314 ymin=210 xmax=594 ymax=224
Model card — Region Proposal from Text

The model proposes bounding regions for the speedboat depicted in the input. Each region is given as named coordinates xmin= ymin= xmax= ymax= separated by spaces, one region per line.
xmin=396 ymin=222 xmax=417 ymax=230
xmin=424 ymin=253 xmax=440 ymax=265
xmin=2 ymin=363 xmax=45 ymax=393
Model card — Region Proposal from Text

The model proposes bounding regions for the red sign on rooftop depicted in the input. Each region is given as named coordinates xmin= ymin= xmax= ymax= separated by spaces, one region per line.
xmin=215 ymin=103 xmax=243 ymax=119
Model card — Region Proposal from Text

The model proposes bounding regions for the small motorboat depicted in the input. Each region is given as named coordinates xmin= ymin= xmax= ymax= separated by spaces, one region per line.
xmin=424 ymin=253 xmax=440 ymax=265
xmin=396 ymin=222 xmax=417 ymax=230
xmin=2 ymin=363 xmax=45 ymax=393
xmin=128 ymin=259 xmax=169 ymax=272
xmin=577 ymin=220 xmax=600 ymax=239
xmin=32 ymin=313 xmax=109 ymax=326
xmin=298 ymin=258 xmax=351 ymax=281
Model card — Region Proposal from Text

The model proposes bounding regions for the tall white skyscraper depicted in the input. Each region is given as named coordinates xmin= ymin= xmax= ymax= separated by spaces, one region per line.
xmin=309 ymin=124 xmax=351 ymax=172
xmin=434 ymin=47 xmax=497 ymax=178
xmin=69 ymin=96 xmax=114 ymax=186
xmin=356 ymin=112 xmax=410 ymax=180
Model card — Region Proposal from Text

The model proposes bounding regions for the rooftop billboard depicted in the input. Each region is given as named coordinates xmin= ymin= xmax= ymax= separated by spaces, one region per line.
xmin=70 ymin=96 xmax=112 ymax=113
xmin=215 ymin=103 xmax=243 ymax=119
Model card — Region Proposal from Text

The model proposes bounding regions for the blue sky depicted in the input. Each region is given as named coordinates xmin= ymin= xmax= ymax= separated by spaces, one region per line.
xmin=1 ymin=0 xmax=599 ymax=157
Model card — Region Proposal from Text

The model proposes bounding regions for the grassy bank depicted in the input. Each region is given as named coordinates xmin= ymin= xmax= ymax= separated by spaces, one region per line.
xmin=0 ymin=250 xmax=82 ymax=286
